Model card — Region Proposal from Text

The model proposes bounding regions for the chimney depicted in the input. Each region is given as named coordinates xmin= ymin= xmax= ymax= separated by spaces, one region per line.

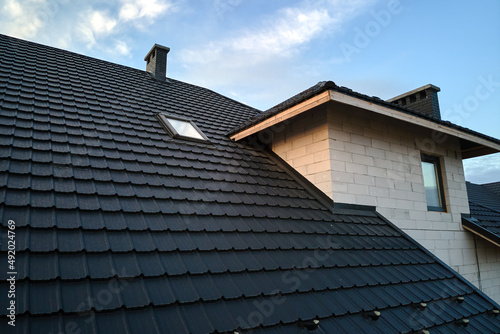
xmin=144 ymin=44 xmax=170 ymax=81
xmin=387 ymin=84 xmax=441 ymax=119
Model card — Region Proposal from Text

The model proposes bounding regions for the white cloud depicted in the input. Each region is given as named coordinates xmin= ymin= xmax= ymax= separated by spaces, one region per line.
xmin=4 ymin=0 xmax=23 ymax=16
xmin=181 ymin=0 xmax=375 ymax=67
xmin=464 ymin=153 xmax=500 ymax=184
xmin=178 ymin=0 xmax=376 ymax=106
xmin=231 ymin=8 xmax=331 ymax=57
xmin=75 ymin=0 xmax=175 ymax=51
xmin=0 ymin=0 xmax=48 ymax=39
xmin=113 ymin=40 xmax=131 ymax=56
xmin=89 ymin=10 xmax=117 ymax=35
xmin=181 ymin=6 xmax=334 ymax=67
xmin=78 ymin=10 xmax=117 ymax=48
xmin=0 ymin=0 xmax=176 ymax=57
xmin=119 ymin=0 xmax=174 ymax=23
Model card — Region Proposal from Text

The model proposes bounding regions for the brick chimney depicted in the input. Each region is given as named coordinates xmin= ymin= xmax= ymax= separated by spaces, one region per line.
xmin=144 ymin=44 xmax=170 ymax=81
xmin=387 ymin=84 xmax=441 ymax=119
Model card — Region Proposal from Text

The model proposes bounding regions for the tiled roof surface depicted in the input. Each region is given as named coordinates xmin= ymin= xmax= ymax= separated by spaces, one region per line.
xmin=483 ymin=182 xmax=500 ymax=197
xmin=1 ymin=34 xmax=499 ymax=333
xmin=465 ymin=182 xmax=500 ymax=243
xmin=228 ymin=81 xmax=500 ymax=149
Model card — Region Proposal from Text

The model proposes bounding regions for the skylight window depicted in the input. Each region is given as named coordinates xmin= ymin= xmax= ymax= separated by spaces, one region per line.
xmin=157 ymin=114 xmax=209 ymax=142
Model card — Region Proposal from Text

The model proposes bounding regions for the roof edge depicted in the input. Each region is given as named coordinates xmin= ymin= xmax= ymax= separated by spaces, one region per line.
xmin=227 ymin=81 xmax=336 ymax=137
xmin=376 ymin=211 xmax=500 ymax=308
xmin=264 ymin=147 xmax=335 ymax=212
xmin=228 ymin=81 xmax=500 ymax=157
xmin=462 ymin=214 xmax=500 ymax=248
xmin=332 ymin=202 xmax=377 ymax=216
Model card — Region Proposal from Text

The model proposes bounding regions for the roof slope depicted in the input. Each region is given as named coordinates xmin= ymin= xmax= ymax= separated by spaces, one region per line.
xmin=1 ymin=34 xmax=499 ymax=333
xmin=465 ymin=182 xmax=500 ymax=245
xmin=483 ymin=182 xmax=500 ymax=197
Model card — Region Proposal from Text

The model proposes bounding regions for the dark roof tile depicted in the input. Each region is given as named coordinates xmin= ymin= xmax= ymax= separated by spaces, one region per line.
xmin=59 ymin=253 xmax=89 ymax=279
xmin=144 ymin=278 xmax=177 ymax=305
xmin=78 ymin=195 xmax=102 ymax=211
xmin=86 ymin=253 xmax=115 ymax=279
xmin=29 ymin=229 xmax=57 ymax=251
xmin=55 ymin=210 xmax=81 ymax=228
xmin=1 ymin=33 xmax=499 ymax=334
xmin=9 ymin=160 xmax=31 ymax=174
xmin=60 ymin=280 xmax=92 ymax=312
xmin=465 ymin=182 xmax=500 ymax=246
xmin=7 ymin=173 xmax=30 ymax=189
xmin=29 ymin=253 xmax=59 ymax=280
xmin=30 ymin=281 xmax=61 ymax=314
xmin=107 ymin=231 xmax=134 ymax=252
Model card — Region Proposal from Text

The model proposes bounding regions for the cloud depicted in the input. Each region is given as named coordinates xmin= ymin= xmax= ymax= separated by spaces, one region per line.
xmin=0 ymin=0 xmax=176 ymax=56
xmin=464 ymin=153 xmax=500 ymax=184
xmin=0 ymin=0 xmax=48 ymax=39
xmin=90 ymin=10 xmax=117 ymax=35
xmin=182 ymin=0 xmax=375 ymax=64
xmin=181 ymin=5 xmax=336 ymax=67
xmin=78 ymin=10 xmax=117 ymax=47
xmin=119 ymin=0 xmax=174 ymax=22
xmin=178 ymin=0 xmax=376 ymax=107
xmin=230 ymin=7 xmax=331 ymax=57
xmin=113 ymin=40 xmax=131 ymax=56
xmin=76 ymin=0 xmax=175 ymax=50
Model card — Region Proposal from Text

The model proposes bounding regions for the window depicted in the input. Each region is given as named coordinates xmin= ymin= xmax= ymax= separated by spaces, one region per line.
xmin=157 ymin=114 xmax=209 ymax=142
xmin=421 ymin=154 xmax=446 ymax=212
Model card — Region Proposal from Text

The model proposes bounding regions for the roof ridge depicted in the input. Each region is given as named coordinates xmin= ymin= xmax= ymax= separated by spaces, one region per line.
xmin=0 ymin=33 xmax=261 ymax=118
xmin=0 ymin=33 xmax=150 ymax=75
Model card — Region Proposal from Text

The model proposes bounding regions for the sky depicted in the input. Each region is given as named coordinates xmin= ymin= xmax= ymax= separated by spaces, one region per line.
xmin=1 ymin=0 xmax=499 ymax=183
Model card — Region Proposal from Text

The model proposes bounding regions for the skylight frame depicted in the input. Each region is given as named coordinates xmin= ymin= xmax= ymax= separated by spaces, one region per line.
xmin=157 ymin=113 xmax=210 ymax=143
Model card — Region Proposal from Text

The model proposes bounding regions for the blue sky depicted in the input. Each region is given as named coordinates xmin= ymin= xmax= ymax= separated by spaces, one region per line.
xmin=1 ymin=0 xmax=499 ymax=183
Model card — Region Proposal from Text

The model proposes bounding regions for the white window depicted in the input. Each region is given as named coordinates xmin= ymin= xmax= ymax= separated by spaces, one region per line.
xmin=421 ymin=154 xmax=446 ymax=212
xmin=157 ymin=114 xmax=209 ymax=142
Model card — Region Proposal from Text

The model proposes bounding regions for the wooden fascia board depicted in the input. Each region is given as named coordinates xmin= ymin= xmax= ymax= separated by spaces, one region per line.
xmin=461 ymin=146 xmax=498 ymax=159
xmin=463 ymin=224 xmax=500 ymax=248
xmin=231 ymin=89 xmax=500 ymax=155
xmin=328 ymin=90 xmax=500 ymax=154
xmin=230 ymin=91 xmax=331 ymax=141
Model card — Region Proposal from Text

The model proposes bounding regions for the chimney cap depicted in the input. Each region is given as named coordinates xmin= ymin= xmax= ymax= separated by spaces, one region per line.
xmin=144 ymin=43 xmax=170 ymax=61
xmin=387 ymin=84 xmax=440 ymax=103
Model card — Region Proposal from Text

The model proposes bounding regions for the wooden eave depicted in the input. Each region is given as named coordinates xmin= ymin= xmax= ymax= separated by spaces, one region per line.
xmin=462 ymin=217 xmax=500 ymax=248
xmin=230 ymin=89 xmax=500 ymax=159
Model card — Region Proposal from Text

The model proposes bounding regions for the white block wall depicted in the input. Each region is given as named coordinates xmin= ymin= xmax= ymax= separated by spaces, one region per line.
xmin=272 ymin=104 xmax=500 ymax=303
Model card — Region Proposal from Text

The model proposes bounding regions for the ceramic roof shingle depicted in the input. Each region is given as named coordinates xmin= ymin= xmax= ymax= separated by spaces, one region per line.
xmin=1 ymin=34 xmax=500 ymax=333
xmin=464 ymin=182 xmax=500 ymax=245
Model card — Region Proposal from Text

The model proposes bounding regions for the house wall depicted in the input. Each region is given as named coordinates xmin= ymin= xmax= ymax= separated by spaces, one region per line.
xmin=475 ymin=236 xmax=500 ymax=302
xmin=272 ymin=107 xmax=333 ymax=197
xmin=271 ymin=103 xmax=500 ymax=303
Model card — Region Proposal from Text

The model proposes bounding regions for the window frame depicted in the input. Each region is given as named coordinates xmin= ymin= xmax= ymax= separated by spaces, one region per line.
xmin=157 ymin=113 xmax=210 ymax=143
xmin=420 ymin=153 xmax=447 ymax=212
